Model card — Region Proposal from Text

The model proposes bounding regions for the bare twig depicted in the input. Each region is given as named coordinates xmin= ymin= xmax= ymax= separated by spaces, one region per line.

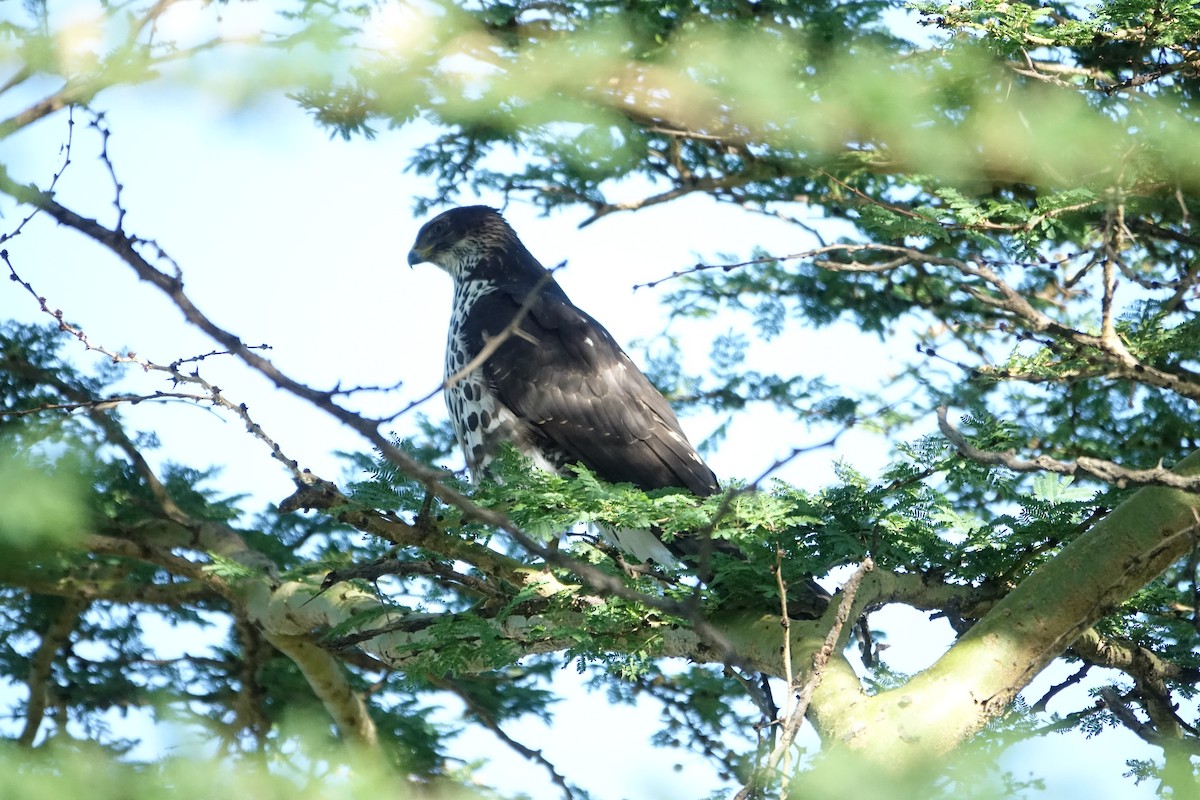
xmin=632 ymin=243 xmax=927 ymax=290
xmin=430 ymin=675 xmax=578 ymax=800
xmin=1 ymin=106 xmax=76 ymax=245
xmin=772 ymin=549 xmax=795 ymax=785
xmin=1031 ymin=663 xmax=1091 ymax=712
xmin=3 ymin=250 xmax=305 ymax=482
xmin=381 ymin=264 xmax=560 ymax=422
xmin=761 ymin=558 xmax=874 ymax=792
xmin=578 ymin=174 xmax=752 ymax=228
xmin=938 ymin=406 xmax=1200 ymax=492
xmin=1 ymin=392 xmax=217 ymax=416
xmin=89 ymin=111 xmax=127 ymax=231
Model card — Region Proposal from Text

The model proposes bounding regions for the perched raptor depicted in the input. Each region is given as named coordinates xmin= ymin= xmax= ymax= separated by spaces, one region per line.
xmin=407 ymin=205 xmax=718 ymax=563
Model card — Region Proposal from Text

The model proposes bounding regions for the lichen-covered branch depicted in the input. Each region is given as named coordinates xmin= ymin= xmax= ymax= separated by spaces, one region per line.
xmin=264 ymin=632 xmax=379 ymax=747
xmin=1071 ymin=628 xmax=1200 ymax=685
xmin=813 ymin=450 xmax=1200 ymax=766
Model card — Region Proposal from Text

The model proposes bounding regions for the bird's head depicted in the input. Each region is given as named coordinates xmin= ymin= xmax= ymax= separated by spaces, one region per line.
xmin=407 ymin=206 xmax=521 ymax=280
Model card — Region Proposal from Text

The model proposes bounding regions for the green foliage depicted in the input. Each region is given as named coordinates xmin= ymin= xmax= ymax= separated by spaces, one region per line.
xmin=0 ymin=326 xmax=1156 ymax=793
xmin=0 ymin=445 xmax=88 ymax=549
xmin=0 ymin=737 xmax=470 ymax=799
xmin=4 ymin=0 xmax=1200 ymax=794
xmin=0 ymin=733 xmax=1077 ymax=800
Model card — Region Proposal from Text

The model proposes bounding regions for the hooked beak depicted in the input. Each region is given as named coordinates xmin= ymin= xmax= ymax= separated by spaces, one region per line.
xmin=406 ymin=247 xmax=427 ymax=268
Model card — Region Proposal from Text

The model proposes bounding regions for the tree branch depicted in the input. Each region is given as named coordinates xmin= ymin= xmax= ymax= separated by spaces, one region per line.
xmin=3 ymin=251 xmax=306 ymax=484
xmin=429 ymin=674 xmax=577 ymax=800
xmin=816 ymin=449 xmax=1200 ymax=766
xmin=1071 ymin=628 xmax=1200 ymax=685
xmin=0 ymin=558 xmax=214 ymax=605
xmin=3 ymin=176 xmax=716 ymax=627
xmin=764 ymin=558 xmax=873 ymax=794
xmin=939 ymin=406 xmax=1200 ymax=492
xmin=18 ymin=596 xmax=88 ymax=747
xmin=264 ymin=632 xmax=380 ymax=747
xmin=1098 ymin=687 xmax=1200 ymax=757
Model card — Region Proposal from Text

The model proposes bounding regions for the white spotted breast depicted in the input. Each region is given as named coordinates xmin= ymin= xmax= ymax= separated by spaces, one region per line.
xmin=444 ymin=279 xmax=555 ymax=479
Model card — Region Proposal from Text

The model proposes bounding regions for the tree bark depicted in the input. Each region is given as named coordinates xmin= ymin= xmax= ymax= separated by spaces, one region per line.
xmin=809 ymin=451 xmax=1200 ymax=767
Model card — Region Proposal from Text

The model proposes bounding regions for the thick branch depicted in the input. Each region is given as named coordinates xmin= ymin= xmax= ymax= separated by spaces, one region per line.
xmin=19 ymin=596 xmax=87 ymax=747
xmin=263 ymin=632 xmax=380 ymax=748
xmin=817 ymin=450 xmax=1200 ymax=766
xmin=0 ymin=558 xmax=213 ymax=605
xmin=1071 ymin=628 xmax=1200 ymax=685
xmin=246 ymin=576 xmax=874 ymax=682
xmin=279 ymin=481 xmax=529 ymax=589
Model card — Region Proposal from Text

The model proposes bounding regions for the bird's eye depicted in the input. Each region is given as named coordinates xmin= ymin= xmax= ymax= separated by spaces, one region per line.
xmin=430 ymin=219 xmax=449 ymax=235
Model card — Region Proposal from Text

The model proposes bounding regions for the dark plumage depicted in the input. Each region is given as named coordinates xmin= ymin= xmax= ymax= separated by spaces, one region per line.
xmin=409 ymin=206 xmax=831 ymax=615
xmin=407 ymin=206 xmax=719 ymax=501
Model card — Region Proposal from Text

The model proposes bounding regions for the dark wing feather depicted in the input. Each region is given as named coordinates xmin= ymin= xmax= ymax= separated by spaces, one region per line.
xmin=470 ymin=281 xmax=719 ymax=496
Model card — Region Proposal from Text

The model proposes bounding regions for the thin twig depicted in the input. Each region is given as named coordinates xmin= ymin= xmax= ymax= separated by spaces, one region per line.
xmin=938 ymin=406 xmax=1200 ymax=492
xmin=3 ymin=250 xmax=305 ymax=482
xmin=1031 ymin=663 xmax=1091 ymax=712
xmin=1 ymin=392 xmax=216 ymax=416
xmin=775 ymin=550 xmax=794 ymax=785
xmin=0 ymin=106 xmax=76 ymax=245
xmin=761 ymin=558 xmax=874 ymax=792
xmin=381 ymin=264 xmax=561 ymax=422
xmin=632 ymin=243 xmax=928 ymax=290
xmin=429 ymin=674 xmax=578 ymax=800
